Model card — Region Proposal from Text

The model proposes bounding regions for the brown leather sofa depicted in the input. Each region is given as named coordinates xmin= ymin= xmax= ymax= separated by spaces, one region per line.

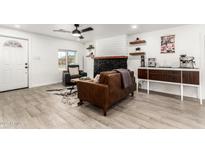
xmin=77 ymin=71 xmax=136 ymax=116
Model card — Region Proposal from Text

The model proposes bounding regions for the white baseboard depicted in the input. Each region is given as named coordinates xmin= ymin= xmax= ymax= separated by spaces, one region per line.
xmin=29 ymin=81 xmax=61 ymax=88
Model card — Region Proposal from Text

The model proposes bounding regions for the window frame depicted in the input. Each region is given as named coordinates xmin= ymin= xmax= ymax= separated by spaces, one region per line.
xmin=58 ymin=49 xmax=77 ymax=70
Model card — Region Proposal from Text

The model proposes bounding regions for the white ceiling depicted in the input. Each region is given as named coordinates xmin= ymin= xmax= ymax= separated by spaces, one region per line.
xmin=0 ymin=24 xmax=185 ymax=43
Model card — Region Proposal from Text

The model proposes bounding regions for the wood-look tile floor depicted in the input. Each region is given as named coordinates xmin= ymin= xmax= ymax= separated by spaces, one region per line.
xmin=0 ymin=84 xmax=205 ymax=129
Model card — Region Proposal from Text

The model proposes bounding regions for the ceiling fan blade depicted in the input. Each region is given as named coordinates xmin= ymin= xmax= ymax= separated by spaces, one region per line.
xmin=81 ymin=27 xmax=93 ymax=33
xmin=53 ymin=29 xmax=71 ymax=33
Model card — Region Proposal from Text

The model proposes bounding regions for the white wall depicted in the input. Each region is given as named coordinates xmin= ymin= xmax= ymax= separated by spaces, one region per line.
xmin=83 ymin=35 xmax=128 ymax=78
xmin=128 ymin=25 xmax=203 ymax=69
xmin=95 ymin=35 xmax=127 ymax=56
xmin=84 ymin=25 xmax=205 ymax=99
xmin=128 ymin=25 xmax=205 ymax=98
xmin=83 ymin=42 xmax=95 ymax=77
xmin=0 ymin=27 xmax=84 ymax=87
xmin=4 ymin=25 xmax=204 ymax=99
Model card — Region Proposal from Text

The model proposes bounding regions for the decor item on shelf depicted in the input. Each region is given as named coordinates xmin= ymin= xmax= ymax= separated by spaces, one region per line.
xmin=161 ymin=35 xmax=175 ymax=53
xmin=135 ymin=47 xmax=141 ymax=51
xmin=141 ymin=55 xmax=145 ymax=67
xmin=86 ymin=52 xmax=95 ymax=59
xmin=148 ymin=58 xmax=157 ymax=67
xmin=86 ymin=45 xmax=95 ymax=59
xmin=180 ymin=54 xmax=195 ymax=68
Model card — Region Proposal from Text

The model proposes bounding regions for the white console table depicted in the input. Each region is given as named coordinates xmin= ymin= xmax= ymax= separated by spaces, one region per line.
xmin=137 ymin=67 xmax=202 ymax=104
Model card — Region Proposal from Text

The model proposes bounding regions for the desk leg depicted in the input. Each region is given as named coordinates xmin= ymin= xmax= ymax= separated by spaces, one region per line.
xmin=136 ymin=79 xmax=139 ymax=93
xmin=181 ymin=84 xmax=183 ymax=102
xmin=199 ymin=85 xmax=203 ymax=105
xmin=147 ymin=80 xmax=149 ymax=94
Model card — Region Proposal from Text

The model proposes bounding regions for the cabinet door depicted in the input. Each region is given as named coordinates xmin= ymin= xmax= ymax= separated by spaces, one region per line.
xmin=149 ymin=70 xmax=164 ymax=81
xmin=138 ymin=69 xmax=147 ymax=79
xmin=149 ymin=70 xmax=181 ymax=83
xmin=165 ymin=70 xmax=181 ymax=83
xmin=182 ymin=71 xmax=199 ymax=85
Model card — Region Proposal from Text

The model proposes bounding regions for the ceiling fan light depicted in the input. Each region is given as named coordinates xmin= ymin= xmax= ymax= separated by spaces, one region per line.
xmin=72 ymin=33 xmax=81 ymax=37
xmin=72 ymin=29 xmax=81 ymax=37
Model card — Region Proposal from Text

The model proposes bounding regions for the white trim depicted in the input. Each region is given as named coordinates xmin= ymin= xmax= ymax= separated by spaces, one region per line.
xmin=0 ymin=34 xmax=28 ymax=41
xmin=30 ymin=81 xmax=61 ymax=88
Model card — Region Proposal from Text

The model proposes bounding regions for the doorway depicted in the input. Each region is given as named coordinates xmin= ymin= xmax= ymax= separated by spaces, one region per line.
xmin=0 ymin=36 xmax=29 ymax=92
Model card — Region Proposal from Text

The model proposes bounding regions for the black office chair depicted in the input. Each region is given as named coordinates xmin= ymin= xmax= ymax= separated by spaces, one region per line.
xmin=62 ymin=65 xmax=87 ymax=86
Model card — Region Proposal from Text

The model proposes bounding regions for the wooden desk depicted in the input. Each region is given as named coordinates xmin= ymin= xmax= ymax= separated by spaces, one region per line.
xmin=137 ymin=67 xmax=202 ymax=104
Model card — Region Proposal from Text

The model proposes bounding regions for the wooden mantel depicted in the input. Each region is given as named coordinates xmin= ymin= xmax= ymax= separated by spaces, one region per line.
xmin=94 ymin=56 xmax=128 ymax=60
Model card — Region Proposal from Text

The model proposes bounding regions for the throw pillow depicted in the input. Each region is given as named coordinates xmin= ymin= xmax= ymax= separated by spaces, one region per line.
xmin=94 ymin=74 xmax=100 ymax=83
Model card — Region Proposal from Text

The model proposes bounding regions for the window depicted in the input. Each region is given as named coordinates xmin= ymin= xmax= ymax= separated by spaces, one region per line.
xmin=58 ymin=51 xmax=67 ymax=69
xmin=67 ymin=51 xmax=76 ymax=65
xmin=58 ymin=50 xmax=77 ymax=69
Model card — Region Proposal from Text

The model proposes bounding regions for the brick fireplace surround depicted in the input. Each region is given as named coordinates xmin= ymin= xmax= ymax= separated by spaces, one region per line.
xmin=94 ymin=56 xmax=128 ymax=77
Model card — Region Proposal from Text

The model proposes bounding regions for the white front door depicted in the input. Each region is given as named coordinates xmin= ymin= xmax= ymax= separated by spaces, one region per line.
xmin=0 ymin=36 xmax=28 ymax=92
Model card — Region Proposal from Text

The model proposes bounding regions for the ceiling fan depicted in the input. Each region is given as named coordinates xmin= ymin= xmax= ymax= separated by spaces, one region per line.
xmin=53 ymin=24 xmax=93 ymax=39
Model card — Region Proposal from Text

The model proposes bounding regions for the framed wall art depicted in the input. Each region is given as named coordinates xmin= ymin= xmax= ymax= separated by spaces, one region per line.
xmin=161 ymin=35 xmax=175 ymax=53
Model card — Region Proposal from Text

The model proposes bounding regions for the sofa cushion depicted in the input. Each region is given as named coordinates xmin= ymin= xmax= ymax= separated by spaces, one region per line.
xmin=99 ymin=71 xmax=116 ymax=84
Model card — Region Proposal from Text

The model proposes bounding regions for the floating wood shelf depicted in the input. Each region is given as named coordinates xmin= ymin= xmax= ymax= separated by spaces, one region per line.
xmin=129 ymin=40 xmax=146 ymax=45
xmin=129 ymin=52 xmax=145 ymax=56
